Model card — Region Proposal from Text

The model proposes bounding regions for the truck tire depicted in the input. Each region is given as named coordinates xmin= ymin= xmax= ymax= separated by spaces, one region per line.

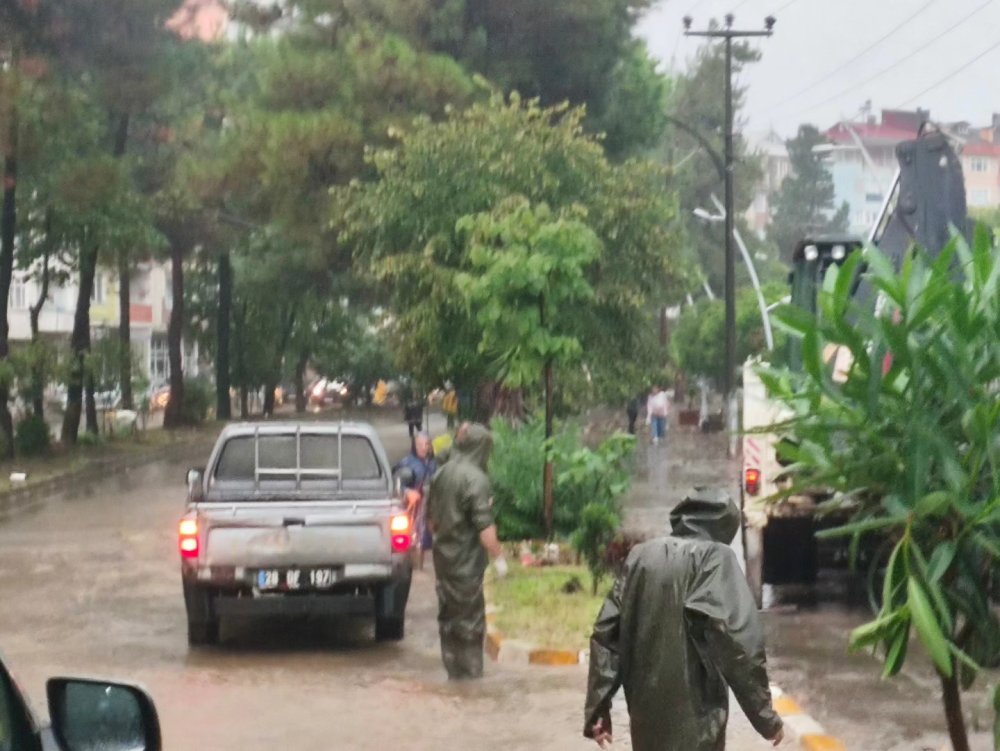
xmin=187 ymin=619 xmax=219 ymax=646
xmin=183 ymin=580 xmax=220 ymax=646
xmin=375 ymin=613 xmax=405 ymax=641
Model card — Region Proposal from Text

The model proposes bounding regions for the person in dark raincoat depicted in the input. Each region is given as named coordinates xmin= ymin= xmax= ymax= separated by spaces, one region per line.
xmin=583 ymin=488 xmax=784 ymax=750
xmin=426 ymin=422 xmax=507 ymax=679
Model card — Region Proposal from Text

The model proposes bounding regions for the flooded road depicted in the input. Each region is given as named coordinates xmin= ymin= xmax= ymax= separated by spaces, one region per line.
xmin=1 ymin=415 xmax=994 ymax=749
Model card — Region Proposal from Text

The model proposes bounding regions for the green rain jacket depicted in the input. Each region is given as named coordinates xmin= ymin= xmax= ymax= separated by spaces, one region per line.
xmin=426 ymin=424 xmax=495 ymax=580
xmin=583 ymin=488 xmax=782 ymax=751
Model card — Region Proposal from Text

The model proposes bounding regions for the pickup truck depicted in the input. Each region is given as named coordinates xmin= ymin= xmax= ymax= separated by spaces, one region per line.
xmin=179 ymin=422 xmax=412 ymax=646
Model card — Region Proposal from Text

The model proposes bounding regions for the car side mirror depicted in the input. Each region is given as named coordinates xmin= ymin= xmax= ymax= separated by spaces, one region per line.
xmin=47 ymin=678 xmax=161 ymax=751
xmin=186 ymin=467 xmax=205 ymax=504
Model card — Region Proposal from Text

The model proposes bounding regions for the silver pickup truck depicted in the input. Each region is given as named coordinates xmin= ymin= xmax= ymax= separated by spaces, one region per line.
xmin=179 ymin=422 xmax=412 ymax=646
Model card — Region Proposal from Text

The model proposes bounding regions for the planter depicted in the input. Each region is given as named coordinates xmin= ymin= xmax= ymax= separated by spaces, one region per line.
xmin=701 ymin=412 xmax=725 ymax=432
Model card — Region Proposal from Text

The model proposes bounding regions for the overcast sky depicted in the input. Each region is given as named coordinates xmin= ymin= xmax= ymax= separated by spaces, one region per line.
xmin=635 ymin=0 xmax=1000 ymax=138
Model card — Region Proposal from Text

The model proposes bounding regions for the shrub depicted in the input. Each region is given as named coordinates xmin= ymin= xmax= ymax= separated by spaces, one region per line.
xmin=180 ymin=378 xmax=212 ymax=424
xmin=571 ymin=502 xmax=620 ymax=595
xmin=489 ymin=418 xmax=636 ymax=540
xmin=14 ymin=414 xmax=50 ymax=457
xmin=77 ymin=430 xmax=102 ymax=447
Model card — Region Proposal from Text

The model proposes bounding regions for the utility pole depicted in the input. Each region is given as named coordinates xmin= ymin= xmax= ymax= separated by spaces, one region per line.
xmin=683 ymin=14 xmax=774 ymax=430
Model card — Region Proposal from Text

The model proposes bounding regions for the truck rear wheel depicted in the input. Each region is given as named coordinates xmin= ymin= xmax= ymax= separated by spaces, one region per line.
xmin=375 ymin=613 xmax=405 ymax=641
xmin=187 ymin=619 xmax=220 ymax=646
xmin=183 ymin=580 xmax=220 ymax=646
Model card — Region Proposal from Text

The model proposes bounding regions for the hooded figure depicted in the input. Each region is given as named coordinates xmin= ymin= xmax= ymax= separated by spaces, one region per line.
xmin=583 ymin=487 xmax=783 ymax=750
xmin=426 ymin=423 xmax=505 ymax=679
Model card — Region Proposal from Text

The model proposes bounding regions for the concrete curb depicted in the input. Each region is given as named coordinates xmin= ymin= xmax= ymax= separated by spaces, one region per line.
xmin=770 ymin=685 xmax=847 ymax=751
xmin=484 ymin=610 xmax=587 ymax=667
xmin=0 ymin=437 xmax=214 ymax=519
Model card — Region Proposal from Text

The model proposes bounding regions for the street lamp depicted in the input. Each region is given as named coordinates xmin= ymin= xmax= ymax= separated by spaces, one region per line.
xmin=692 ymin=197 xmax=775 ymax=352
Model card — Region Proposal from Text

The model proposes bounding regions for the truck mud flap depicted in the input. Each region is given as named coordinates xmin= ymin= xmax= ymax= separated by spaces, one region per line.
xmin=763 ymin=517 xmax=818 ymax=585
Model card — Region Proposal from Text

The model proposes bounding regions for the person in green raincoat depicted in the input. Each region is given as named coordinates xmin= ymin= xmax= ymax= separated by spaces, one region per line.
xmin=426 ymin=422 xmax=507 ymax=679
xmin=583 ymin=487 xmax=784 ymax=750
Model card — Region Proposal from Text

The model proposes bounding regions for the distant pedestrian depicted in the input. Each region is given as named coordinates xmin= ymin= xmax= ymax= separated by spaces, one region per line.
xmin=646 ymin=385 xmax=670 ymax=445
xmin=583 ymin=488 xmax=784 ymax=750
xmin=626 ymin=393 xmax=641 ymax=435
xmin=426 ymin=423 xmax=508 ymax=680
xmin=442 ymin=385 xmax=459 ymax=431
xmin=404 ymin=396 xmax=423 ymax=440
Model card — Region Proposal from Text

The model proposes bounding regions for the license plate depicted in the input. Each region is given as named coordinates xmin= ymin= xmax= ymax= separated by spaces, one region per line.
xmin=255 ymin=568 xmax=340 ymax=591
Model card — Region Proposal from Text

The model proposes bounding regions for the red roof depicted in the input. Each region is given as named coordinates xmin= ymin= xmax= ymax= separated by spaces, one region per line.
xmin=825 ymin=121 xmax=917 ymax=146
xmin=961 ymin=140 xmax=1000 ymax=157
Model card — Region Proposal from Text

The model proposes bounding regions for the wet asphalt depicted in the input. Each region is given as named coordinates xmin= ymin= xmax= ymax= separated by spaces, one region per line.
xmin=0 ymin=412 xmax=995 ymax=750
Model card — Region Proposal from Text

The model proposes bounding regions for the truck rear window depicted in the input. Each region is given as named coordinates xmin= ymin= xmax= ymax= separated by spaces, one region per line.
xmin=214 ymin=434 xmax=382 ymax=484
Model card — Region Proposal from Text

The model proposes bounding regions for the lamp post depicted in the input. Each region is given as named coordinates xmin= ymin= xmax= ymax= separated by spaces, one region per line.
xmin=693 ymin=195 xmax=775 ymax=351
xmin=683 ymin=14 xmax=774 ymax=430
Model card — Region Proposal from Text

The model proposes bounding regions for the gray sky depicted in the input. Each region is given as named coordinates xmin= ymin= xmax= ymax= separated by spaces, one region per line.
xmin=635 ymin=0 xmax=1000 ymax=138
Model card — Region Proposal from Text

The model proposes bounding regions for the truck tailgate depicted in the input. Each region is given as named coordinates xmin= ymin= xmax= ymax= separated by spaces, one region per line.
xmin=201 ymin=505 xmax=393 ymax=568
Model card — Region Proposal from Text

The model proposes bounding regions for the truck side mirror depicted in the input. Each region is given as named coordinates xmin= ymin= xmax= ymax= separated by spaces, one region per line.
xmin=186 ymin=467 xmax=205 ymax=504
xmin=47 ymin=678 xmax=161 ymax=751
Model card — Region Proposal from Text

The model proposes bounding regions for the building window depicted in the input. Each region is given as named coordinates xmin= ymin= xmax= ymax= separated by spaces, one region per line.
xmin=865 ymin=192 xmax=883 ymax=203
xmin=150 ymin=336 xmax=169 ymax=383
xmin=9 ymin=280 xmax=26 ymax=311
xmin=970 ymin=188 xmax=991 ymax=206
xmin=969 ymin=157 xmax=989 ymax=173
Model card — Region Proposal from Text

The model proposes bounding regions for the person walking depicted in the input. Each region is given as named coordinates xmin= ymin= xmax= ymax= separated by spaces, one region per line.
xmin=442 ymin=385 xmax=459 ymax=431
xmin=583 ymin=488 xmax=784 ymax=750
xmin=645 ymin=385 xmax=670 ymax=445
xmin=394 ymin=432 xmax=437 ymax=570
xmin=626 ymin=393 xmax=641 ymax=435
xmin=426 ymin=423 xmax=508 ymax=679
xmin=404 ymin=395 xmax=423 ymax=440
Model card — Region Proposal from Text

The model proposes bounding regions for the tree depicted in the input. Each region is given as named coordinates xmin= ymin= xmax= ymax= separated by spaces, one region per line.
xmin=340 ymin=95 xmax=685 ymax=410
xmin=456 ymin=199 xmax=601 ymax=536
xmin=763 ymin=232 xmax=1000 ymax=751
xmin=671 ymin=282 xmax=787 ymax=387
xmin=768 ymin=124 xmax=849 ymax=263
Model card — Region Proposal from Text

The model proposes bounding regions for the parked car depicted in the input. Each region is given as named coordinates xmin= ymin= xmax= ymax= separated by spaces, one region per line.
xmin=180 ymin=422 xmax=413 ymax=646
xmin=0 ymin=650 xmax=161 ymax=750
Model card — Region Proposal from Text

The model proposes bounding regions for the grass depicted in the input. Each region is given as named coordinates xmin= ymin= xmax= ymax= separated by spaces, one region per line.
xmin=487 ymin=562 xmax=607 ymax=651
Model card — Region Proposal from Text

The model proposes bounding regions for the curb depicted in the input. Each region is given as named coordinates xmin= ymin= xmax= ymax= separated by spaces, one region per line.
xmin=0 ymin=436 xmax=214 ymax=519
xmin=484 ymin=610 xmax=587 ymax=667
xmin=770 ymin=685 xmax=847 ymax=751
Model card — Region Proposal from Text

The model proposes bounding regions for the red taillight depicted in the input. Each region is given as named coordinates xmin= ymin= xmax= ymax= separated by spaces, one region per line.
xmin=179 ymin=518 xmax=199 ymax=559
xmin=745 ymin=468 xmax=761 ymax=496
xmin=391 ymin=513 xmax=412 ymax=553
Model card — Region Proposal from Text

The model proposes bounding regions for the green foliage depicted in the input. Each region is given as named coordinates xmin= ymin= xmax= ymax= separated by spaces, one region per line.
xmin=671 ymin=283 xmax=787 ymax=385
xmin=341 ymin=94 xmax=684 ymax=395
xmin=456 ymin=199 xmax=600 ymax=387
xmin=767 ymin=124 xmax=850 ymax=263
xmin=571 ymin=503 xmax=621 ymax=595
xmin=180 ymin=378 xmax=212 ymax=424
xmin=14 ymin=414 xmax=51 ymax=457
xmin=489 ymin=418 xmax=636 ymax=540
xmin=763 ymin=228 xmax=1000 ymax=740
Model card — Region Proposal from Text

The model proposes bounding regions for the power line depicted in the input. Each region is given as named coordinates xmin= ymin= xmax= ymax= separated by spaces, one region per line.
xmin=763 ymin=0 xmax=938 ymax=112
xmin=792 ymin=0 xmax=992 ymax=118
xmin=896 ymin=36 xmax=1000 ymax=106
xmin=771 ymin=0 xmax=803 ymax=13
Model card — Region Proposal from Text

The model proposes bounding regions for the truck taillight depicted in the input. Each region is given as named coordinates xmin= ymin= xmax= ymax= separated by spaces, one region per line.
xmin=745 ymin=468 xmax=761 ymax=496
xmin=179 ymin=518 xmax=199 ymax=559
xmin=391 ymin=514 xmax=411 ymax=553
